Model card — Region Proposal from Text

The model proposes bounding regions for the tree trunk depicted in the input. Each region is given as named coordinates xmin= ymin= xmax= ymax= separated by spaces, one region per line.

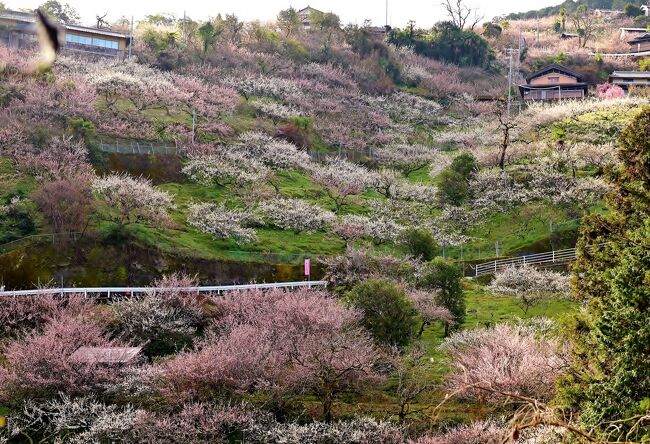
xmin=418 ymin=321 xmax=428 ymax=337
xmin=398 ymin=404 xmax=407 ymax=423
xmin=323 ymin=395 xmax=333 ymax=423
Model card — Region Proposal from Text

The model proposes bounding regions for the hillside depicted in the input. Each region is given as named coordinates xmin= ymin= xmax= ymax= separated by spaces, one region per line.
xmin=0 ymin=3 xmax=649 ymax=444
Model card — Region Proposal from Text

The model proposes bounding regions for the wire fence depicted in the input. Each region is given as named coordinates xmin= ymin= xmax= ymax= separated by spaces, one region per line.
xmin=98 ymin=139 xmax=178 ymax=155
xmin=0 ymin=232 xmax=83 ymax=255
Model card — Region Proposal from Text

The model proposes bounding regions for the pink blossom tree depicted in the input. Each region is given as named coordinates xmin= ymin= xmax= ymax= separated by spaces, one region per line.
xmin=0 ymin=294 xmax=93 ymax=338
xmin=407 ymin=290 xmax=455 ymax=336
xmin=0 ymin=314 xmax=125 ymax=403
xmin=159 ymin=288 xmax=381 ymax=422
xmin=408 ymin=420 xmax=505 ymax=444
xmin=440 ymin=324 xmax=567 ymax=404
xmin=596 ymin=83 xmax=625 ymax=99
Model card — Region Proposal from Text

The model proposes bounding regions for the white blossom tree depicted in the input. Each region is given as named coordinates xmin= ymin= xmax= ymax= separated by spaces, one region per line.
xmin=182 ymin=151 xmax=270 ymax=188
xmin=237 ymin=131 xmax=311 ymax=170
xmin=259 ymin=198 xmax=335 ymax=233
xmin=373 ymin=144 xmax=444 ymax=177
xmin=187 ymin=202 xmax=260 ymax=243
xmin=309 ymin=159 xmax=375 ymax=212
xmin=92 ymin=173 xmax=174 ymax=226
xmin=487 ymin=265 xmax=571 ymax=314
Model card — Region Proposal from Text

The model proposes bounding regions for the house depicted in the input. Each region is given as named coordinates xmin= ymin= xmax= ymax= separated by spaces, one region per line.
xmin=628 ymin=32 xmax=650 ymax=53
xmin=365 ymin=25 xmax=391 ymax=38
xmin=608 ymin=71 xmax=650 ymax=90
xmin=69 ymin=346 xmax=143 ymax=364
xmin=0 ymin=9 xmax=131 ymax=57
xmin=298 ymin=6 xmax=323 ymax=30
xmin=560 ymin=32 xmax=579 ymax=39
xmin=519 ymin=63 xmax=588 ymax=101
xmin=594 ymin=9 xmax=623 ymax=18
xmin=619 ymin=27 xmax=649 ymax=40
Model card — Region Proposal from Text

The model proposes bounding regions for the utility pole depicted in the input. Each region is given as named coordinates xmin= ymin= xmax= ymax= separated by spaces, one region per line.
xmin=385 ymin=0 xmax=389 ymax=27
xmin=191 ymin=109 xmax=196 ymax=143
xmin=506 ymin=48 xmax=515 ymax=118
xmin=128 ymin=16 xmax=134 ymax=59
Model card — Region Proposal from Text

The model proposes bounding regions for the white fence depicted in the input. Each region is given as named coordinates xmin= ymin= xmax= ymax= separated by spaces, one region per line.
xmin=0 ymin=281 xmax=327 ymax=298
xmin=474 ymin=248 xmax=577 ymax=277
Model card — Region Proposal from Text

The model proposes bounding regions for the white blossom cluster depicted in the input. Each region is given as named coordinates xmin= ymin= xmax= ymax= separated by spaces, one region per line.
xmin=529 ymin=166 xmax=610 ymax=208
xmin=110 ymin=296 xmax=202 ymax=343
xmin=488 ymin=265 xmax=572 ymax=301
xmin=187 ymin=202 xmax=260 ymax=243
xmin=2 ymin=395 xmax=136 ymax=444
xmin=244 ymin=417 xmax=402 ymax=444
xmin=370 ymin=168 xmax=437 ymax=203
xmin=259 ymin=198 xmax=335 ymax=233
xmin=392 ymin=182 xmax=438 ymax=203
xmin=366 ymin=92 xmax=443 ymax=125
xmin=469 ymin=170 xmax=531 ymax=213
xmin=237 ymin=131 xmax=311 ymax=170
xmin=373 ymin=144 xmax=444 ymax=176
xmin=223 ymin=75 xmax=302 ymax=101
xmin=0 ymin=196 xmax=21 ymax=216
xmin=92 ymin=173 xmax=174 ymax=225
xmin=182 ymin=150 xmax=270 ymax=187
xmin=252 ymin=98 xmax=304 ymax=121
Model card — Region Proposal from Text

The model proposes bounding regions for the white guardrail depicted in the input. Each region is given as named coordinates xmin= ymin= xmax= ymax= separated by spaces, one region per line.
xmin=0 ymin=281 xmax=328 ymax=298
xmin=474 ymin=248 xmax=577 ymax=277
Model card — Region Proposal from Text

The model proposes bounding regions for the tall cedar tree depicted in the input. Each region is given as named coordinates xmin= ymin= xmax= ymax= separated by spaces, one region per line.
xmin=557 ymin=107 xmax=650 ymax=438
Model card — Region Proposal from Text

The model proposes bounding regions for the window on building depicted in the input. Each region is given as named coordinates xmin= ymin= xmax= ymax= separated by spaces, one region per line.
xmin=65 ymin=33 xmax=119 ymax=50
xmin=548 ymin=76 xmax=560 ymax=83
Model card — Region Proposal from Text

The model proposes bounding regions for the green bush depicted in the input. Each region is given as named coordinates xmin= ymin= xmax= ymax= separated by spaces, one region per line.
xmin=400 ymin=228 xmax=437 ymax=261
xmin=389 ymin=21 xmax=494 ymax=68
xmin=66 ymin=118 xmax=96 ymax=141
xmin=624 ymin=3 xmax=643 ymax=17
xmin=437 ymin=152 xmax=478 ymax=206
xmin=418 ymin=258 xmax=465 ymax=335
xmin=347 ymin=279 xmax=418 ymax=346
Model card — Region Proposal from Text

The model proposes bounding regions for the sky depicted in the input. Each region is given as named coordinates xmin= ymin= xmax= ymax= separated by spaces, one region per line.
xmin=7 ymin=0 xmax=562 ymax=29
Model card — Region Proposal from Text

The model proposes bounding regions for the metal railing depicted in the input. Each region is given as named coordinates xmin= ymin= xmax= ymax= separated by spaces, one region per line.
xmin=474 ymin=248 xmax=577 ymax=277
xmin=0 ymin=281 xmax=327 ymax=297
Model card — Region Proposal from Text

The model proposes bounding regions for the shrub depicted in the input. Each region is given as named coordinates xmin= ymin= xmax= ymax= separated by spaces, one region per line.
xmin=418 ymin=258 xmax=465 ymax=335
xmin=347 ymin=279 xmax=418 ymax=346
xmin=437 ymin=152 xmax=478 ymax=206
xmin=35 ymin=176 xmax=92 ymax=234
xmin=400 ymin=228 xmax=437 ymax=261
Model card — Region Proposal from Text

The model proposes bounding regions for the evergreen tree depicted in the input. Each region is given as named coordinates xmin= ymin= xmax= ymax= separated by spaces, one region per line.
xmin=557 ymin=108 xmax=650 ymax=439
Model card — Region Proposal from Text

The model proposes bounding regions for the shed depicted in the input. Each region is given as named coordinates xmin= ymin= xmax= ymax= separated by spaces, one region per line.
xmin=69 ymin=346 xmax=143 ymax=364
